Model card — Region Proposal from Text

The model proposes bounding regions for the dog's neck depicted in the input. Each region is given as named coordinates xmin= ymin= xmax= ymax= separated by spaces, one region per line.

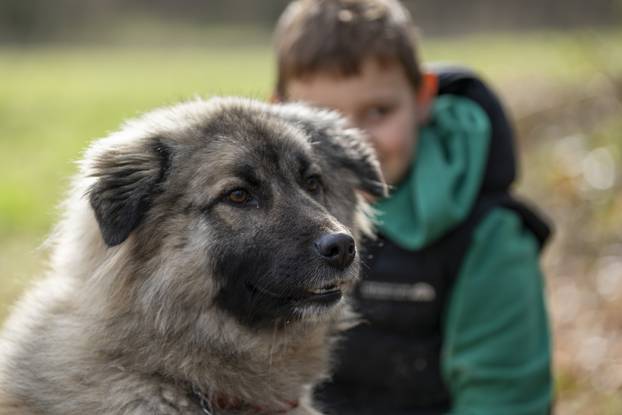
xmin=83 ymin=296 xmax=343 ymax=409
xmin=184 ymin=316 xmax=338 ymax=407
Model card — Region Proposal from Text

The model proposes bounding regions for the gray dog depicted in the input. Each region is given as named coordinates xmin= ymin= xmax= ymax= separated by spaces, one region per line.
xmin=0 ymin=98 xmax=386 ymax=415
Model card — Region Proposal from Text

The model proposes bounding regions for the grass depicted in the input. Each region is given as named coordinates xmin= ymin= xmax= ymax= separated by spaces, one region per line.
xmin=425 ymin=29 xmax=622 ymax=82
xmin=0 ymin=46 xmax=273 ymax=235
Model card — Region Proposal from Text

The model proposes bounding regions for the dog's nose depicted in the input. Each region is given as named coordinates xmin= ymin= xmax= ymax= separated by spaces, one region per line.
xmin=314 ymin=233 xmax=356 ymax=269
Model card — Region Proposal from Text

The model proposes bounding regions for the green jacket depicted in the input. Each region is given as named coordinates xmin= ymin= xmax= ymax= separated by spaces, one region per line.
xmin=374 ymin=95 xmax=553 ymax=415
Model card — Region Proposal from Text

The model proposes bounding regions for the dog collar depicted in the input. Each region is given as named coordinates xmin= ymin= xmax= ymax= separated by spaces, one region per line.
xmin=191 ymin=384 xmax=299 ymax=414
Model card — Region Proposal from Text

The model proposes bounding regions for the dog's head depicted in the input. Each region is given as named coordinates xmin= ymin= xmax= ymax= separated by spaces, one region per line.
xmin=84 ymin=98 xmax=386 ymax=330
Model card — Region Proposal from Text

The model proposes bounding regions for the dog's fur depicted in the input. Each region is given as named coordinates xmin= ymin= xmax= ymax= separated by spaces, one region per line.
xmin=0 ymin=98 xmax=386 ymax=414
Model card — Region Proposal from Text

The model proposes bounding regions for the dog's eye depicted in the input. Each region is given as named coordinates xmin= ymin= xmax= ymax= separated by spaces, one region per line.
xmin=227 ymin=189 xmax=254 ymax=205
xmin=305 ymin=176 xmax=322 ymax=193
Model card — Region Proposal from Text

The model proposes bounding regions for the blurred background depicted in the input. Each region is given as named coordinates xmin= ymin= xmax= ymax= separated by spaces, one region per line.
xmin=0 ymin=0 xmax=621 ymax=413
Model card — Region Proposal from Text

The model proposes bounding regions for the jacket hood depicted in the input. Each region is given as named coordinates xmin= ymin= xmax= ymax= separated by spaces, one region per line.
xmin=374 ymin=95 xmax=492 ymax=250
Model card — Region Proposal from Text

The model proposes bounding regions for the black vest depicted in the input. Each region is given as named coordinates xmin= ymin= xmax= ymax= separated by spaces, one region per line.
xmin=315 ymin=68 xmax=552 ymax=415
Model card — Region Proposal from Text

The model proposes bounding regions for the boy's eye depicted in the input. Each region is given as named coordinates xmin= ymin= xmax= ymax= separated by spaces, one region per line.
xmin=365 ymin=105 xmax=394 ymax=122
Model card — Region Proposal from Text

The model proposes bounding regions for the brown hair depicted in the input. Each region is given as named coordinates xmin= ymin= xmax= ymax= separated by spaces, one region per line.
xmin=274 ymin=0 xmax=423 ymax=98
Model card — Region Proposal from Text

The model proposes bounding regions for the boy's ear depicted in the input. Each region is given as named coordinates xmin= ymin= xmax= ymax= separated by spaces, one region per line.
xmin=416 ymin=72 xmax=438 ymax=123
xmin=87 ymin=139 xmax=171 ymax=247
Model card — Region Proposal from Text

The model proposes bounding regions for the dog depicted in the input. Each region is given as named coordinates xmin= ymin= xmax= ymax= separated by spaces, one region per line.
xmin=0 ymin=97 xmax=386 ymax=414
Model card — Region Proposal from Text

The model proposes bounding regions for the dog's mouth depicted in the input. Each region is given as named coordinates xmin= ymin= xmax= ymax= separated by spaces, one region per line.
xmin=301 ymin=282 xmax=345 ymax=304
xmin=245 ymin=280 xmax=348 ymax=305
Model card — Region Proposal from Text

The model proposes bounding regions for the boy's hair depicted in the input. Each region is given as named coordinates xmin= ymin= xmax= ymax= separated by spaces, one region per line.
xmin=274 ymin=0 xmax=423 ymax=98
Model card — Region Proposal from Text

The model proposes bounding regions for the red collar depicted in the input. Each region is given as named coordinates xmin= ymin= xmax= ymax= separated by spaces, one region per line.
xmin=192 ymin=385 xmax=299 ymax=414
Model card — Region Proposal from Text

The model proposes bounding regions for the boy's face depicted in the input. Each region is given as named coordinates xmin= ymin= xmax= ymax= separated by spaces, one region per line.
xmin=284 ymin=58 xmax=419 ymax=185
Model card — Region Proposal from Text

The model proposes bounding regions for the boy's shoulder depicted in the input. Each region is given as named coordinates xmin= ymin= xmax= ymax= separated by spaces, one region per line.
xmin=436 ymin=192 xmax=550 ymax=293
xmin=470 ymin=193 xmax=552 ymax=250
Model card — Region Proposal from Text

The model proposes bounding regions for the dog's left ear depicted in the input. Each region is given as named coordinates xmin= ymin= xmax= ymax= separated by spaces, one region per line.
xmin=87 ymin=139 xmax=171 ymax=247
xmin=314 ymin=128 xmax=388 ymax=198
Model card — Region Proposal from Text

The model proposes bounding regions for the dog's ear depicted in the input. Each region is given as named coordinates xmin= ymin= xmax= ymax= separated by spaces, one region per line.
xmin=314 ymin=127 xmax=388 ymax=198
xmin=87 ymin=139 xmax=171 ymax=247
xmin=274 ymin=103 xmax=388 ymax=198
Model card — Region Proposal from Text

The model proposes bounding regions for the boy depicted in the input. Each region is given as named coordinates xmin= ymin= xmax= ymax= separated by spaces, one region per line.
xmin=272 ymin=1 xmax=553 ymax=414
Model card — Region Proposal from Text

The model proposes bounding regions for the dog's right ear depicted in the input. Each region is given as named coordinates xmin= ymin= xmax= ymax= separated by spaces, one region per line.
xmin=316 ymin=127 xmax=388 ymax=199
xmin=273 ymin=103 xmax=388 ymax=198
xmin=87 ymin=139 xmax=171 ymax=247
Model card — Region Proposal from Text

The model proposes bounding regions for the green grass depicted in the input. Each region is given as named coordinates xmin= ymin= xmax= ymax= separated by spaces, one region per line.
xmin=0 ymin=46 xmax=273 ymax=235
xmin=424 ymin=29 xmax=622 ymax=82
